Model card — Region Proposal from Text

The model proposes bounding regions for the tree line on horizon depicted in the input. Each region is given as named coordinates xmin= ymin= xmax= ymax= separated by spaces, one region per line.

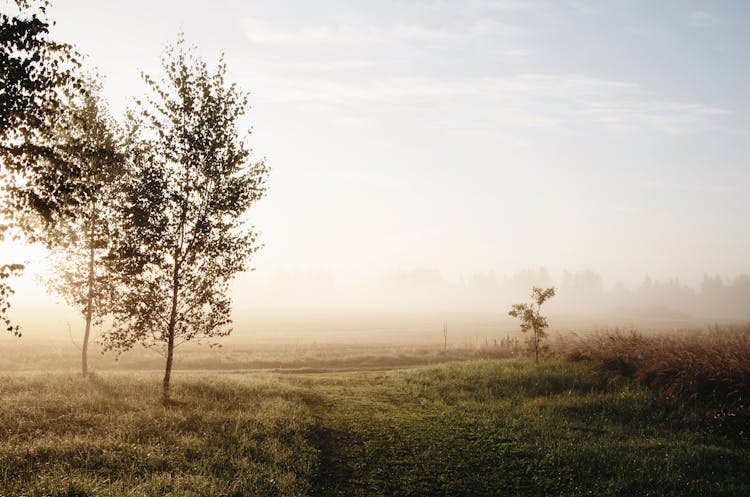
xmin=0 ymin=0 xmax=268 ymax=404
xmin=370 ymin=266 xmax=750 ymax=319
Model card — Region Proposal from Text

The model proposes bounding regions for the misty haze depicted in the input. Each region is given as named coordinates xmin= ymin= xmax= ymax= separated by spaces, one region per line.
xmin=1 ymin=1 xmax=749 ymax=496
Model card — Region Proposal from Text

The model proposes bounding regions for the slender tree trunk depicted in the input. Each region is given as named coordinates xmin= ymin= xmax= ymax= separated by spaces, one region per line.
xmin=534 ymin=303 xmax=540 ymax=363
xmin=162 ymin=320 xmax=176 ymax=405
xmin=162 ymin=250 xmax=181 ymax=406
xmin=82 ymin=241 xmax=95 ymax=377
xmin=82 ymin=205 xmax=97 ymax=378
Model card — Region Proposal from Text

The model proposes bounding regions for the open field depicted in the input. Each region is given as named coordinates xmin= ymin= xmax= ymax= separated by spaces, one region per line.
xmin=0 ymin=340 xmax=520 ymax=373
xmin=1 ymin=356 xmax=749 ymax=497
xmin=0 ymin=313 xmax=734 ymax=372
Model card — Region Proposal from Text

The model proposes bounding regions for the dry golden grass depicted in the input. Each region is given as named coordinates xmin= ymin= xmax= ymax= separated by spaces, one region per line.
xmin=0 ymin=338 xmax=525 ymax=372
xmin=556 ymin=324 xmax=750 ymax=437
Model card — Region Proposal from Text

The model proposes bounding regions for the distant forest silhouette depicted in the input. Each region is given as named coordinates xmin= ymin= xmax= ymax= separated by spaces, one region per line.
xmin=446 ymin=268 xmax=750 ymax=319
xmin=501 ymin=268 xmax=750 ymax=320
xmin=249 ymin=267 xmax=750 ymax=320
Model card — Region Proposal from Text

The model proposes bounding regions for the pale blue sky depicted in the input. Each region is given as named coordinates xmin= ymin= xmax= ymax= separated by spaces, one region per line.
xmin=9 ymin=1 xmax=750 ymax=313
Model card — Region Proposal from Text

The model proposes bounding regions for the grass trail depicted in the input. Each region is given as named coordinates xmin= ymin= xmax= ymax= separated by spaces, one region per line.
xmin=293 ymin=359 xmax=750 ymax=497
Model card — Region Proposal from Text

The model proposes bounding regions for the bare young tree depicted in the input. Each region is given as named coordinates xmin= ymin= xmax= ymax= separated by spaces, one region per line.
xmin=105 ymin=37 xmax=268 ymax=404
xmin=508 ymin=286 xmax=556 ymax=362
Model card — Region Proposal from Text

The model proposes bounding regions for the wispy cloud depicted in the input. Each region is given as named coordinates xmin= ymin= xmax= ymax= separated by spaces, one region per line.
xmin=244 ymin=17 xmax=521 ymax=47
xmin=501 ymin=48 xmax=531 ymax=57
xmin=687 ymin=10 xmax=716 ymax=28
xmin=238 ymin=9 xmax=729 ymax=138
xmin=248 ymin=72 xmax=728 ymax=136
xmin=245 ymin=19 xmax=376 ymax=45
xmin=476 ymin=0 xmax=540 ymax=11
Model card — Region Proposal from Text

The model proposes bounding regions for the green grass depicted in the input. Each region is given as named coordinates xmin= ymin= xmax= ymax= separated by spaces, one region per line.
xmin=0 ymin=372 xmax=316 ymax=497
xmin=297 ymin=360 xmax=749 ymax=497
xmin=1 ymin=359 xmax=748 ymax=496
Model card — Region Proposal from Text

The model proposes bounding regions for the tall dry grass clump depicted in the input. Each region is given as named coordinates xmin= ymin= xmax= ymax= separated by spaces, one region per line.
xmin=558 ymin=325 xmax=750 ymax=412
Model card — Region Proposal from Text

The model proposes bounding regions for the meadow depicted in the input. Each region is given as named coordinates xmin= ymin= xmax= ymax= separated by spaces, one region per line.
xmin=1 ymin=328 xmax=749 ymax=497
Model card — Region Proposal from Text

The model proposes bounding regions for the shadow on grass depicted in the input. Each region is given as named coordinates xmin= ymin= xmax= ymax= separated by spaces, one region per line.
xmin=309 ymin=425 xmax=362 ymax=497
xmin=85 ymin=372 xmax=124 ymax=398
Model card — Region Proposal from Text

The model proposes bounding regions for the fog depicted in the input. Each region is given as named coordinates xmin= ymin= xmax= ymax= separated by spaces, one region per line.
xmin=5 ymin=258 xmax=747 ymax=346
xmin=231 ymin=266 xmax=750 ymax=318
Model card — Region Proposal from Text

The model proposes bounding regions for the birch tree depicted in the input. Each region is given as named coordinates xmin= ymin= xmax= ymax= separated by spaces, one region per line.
xmin=35 ymin=82 xmax=124 ymax=377
xmin=105 ymin=37 xmax=268 ymax=404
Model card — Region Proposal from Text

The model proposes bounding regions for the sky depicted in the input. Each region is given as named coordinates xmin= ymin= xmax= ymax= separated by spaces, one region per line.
xmin=3 ymin=0 xmax=750 ymax=323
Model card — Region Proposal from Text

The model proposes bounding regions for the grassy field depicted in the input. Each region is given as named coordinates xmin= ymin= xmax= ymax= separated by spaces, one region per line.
xmin=1 ymin=357 xmax=748 ymax=496
xmin=0 ymin=372 xmax=317 ymax=497
xmin=0 ymin=339 xmax=523 ymax=372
